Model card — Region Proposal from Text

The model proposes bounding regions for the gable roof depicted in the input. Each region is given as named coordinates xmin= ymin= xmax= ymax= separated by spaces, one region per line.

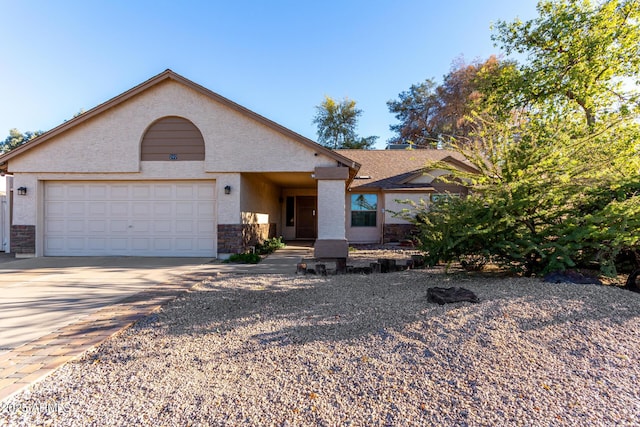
xmin=0 ymin=70 xmax=360 ymax=176
xmin=335 ymin=149 xmax=476 ymax=191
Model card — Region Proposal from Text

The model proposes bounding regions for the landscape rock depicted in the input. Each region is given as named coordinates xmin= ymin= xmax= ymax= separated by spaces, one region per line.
xmin=426 ymin=286 xmax=480 ymax=305
xmin=625 ymin=268 xmax=640 ymax=292
xmin=543 ymin=270 xmax=602 ymax=285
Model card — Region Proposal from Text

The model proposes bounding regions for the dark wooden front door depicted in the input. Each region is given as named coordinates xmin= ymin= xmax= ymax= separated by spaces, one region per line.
xmin=296 ymin=196 xmax=317 ymax=239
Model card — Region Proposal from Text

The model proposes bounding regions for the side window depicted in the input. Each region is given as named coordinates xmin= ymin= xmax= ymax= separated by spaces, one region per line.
xmin=286 ymin=197 xmax=295 ymax=226
xmin=430 ymin=193 xmax=459 ymax=203
xmin=351 ymin=194 xmax=377 ymax=227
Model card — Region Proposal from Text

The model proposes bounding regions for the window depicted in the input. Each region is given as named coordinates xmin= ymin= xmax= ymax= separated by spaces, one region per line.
xmin=430 ymin=193 xmax=460 ymax=203
xmin=351 ymin=194 xmax=377 ymax=227
xmin=285 ymin=197 xmax=295 ymax=226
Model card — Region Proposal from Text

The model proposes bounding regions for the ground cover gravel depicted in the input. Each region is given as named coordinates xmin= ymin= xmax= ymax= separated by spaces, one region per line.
xmin=1 ymin=267 xmax=639 ymax=426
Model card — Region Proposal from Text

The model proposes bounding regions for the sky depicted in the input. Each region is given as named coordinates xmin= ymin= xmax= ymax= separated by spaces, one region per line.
xmin=0 ymin=0 xmax=540 ymax=149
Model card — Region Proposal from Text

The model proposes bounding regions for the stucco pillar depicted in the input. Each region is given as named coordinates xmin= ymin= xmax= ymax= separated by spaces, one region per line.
xmin=313 ymin=166 xmax=349 ymax=258
xmin=217 ymin=173 xmax=242 ymax=258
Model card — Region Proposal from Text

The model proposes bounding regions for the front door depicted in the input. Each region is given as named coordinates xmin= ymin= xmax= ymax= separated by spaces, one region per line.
xmin=296 ymin=196 xmax=317 ymax=239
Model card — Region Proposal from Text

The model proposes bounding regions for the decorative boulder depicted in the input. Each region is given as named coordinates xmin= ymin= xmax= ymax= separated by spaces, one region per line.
xmin=543 ymin=270 xmax=602 ymax=285
xmin=626 ymin=269 xmax=640 ymax=293
xmin=427 ymin=287 xmax=479 ymax=305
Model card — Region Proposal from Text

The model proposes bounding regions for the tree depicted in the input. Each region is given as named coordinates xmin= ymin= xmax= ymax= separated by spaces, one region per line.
xmin=1 ymin=128 xmax=43 ymax=154
xmin=387 ymin=56 xmax=518 ymax=147
xmin=435 ymin=56 xmax=519 ymax=138
xmin=313 ymin=96 xmax=377 ymax=149
xmin=386 ymin=79 xmax=440 ymax=147
xmin=492 ymin=0 xmax=640 ymax=128
xmin=399 ymin=0 xmax=640 ymax=277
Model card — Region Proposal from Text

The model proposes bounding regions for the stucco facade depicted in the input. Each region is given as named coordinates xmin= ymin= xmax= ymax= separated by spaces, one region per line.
xmin=0 ymin=71 xmax=475 ymax=258
xmin=0 ymin=70 xmax=358 ymax=258
xmin=336 ymin=150 xmax=476 ymax=245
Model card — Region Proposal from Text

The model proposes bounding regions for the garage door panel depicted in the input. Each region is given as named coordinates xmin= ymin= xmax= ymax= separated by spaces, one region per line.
xmin=131 ymin=238 xmax=150 ymax=251
xmin=110 ymin=186 xmax=130 ymax=199
xmin=153 ymin=185 xmax=173 ymax=199
xmin=109 ymin=238 xmax=128 ymax=251
xmin=175 ymin=220 xmax=194 ymax=233
xmin=175 ymin=184 xmax=195 ymax=198
xmin=198 ymin=203 xmax=214 ymax=216
xmin=110 ymin=203 xmax=129 ymax=216
xmin=87 ymin=185 xmax=107 ymax=199
xmin=66 ymin=186 xmax=85 ymax=198
xmin=46 ymin=184 xmax=65 ymax=198
xmin=176 ymin=204 xmax=194 ymax=215
xmin=154 ymin=220 xmax=172 ymax=233
xmin=87 ymin=220 xmax=106 ymax=233
xmin=89 ymin=202 xmax=107 ymax=215
xmin=46 ymin=220 xmax=65 ymax=233
xmin=197 ymin=185 xmax=215 ymax=199
xmin=197 ymin=238 xmax=216 ymax=251
xmin=175 ymin=238 xmax=194 ymax=250
xmin=45 ymin=237 xmax=64 ymax=251
xmin=67 ymin=237 xmax=85 ymax=250
xmin=46 ymin=201 xmax=65 ymax=216
xmin=45 ymin=181 xmax=216 ymax=257
xmin=132 ymin=185 xmax=151 ymax=199
xmin=197 ymin=220 xmax=215 ymax=233
xmin=153 ymin=202 xmax=173 ymax=216
xmin=132 ymin=203 xmax=151 ymax=217
xmin=88 ymin=238 xmax=107 ymax=250
xmin=69 ymin=221 xmax=87 ymax=233
xmin=110 ymin=220 xmax=128 ymax=233
xmin=153 ymin=238 xmax=172 ymax=251
xmin=67 ymin=202 xmax=85 ymax=216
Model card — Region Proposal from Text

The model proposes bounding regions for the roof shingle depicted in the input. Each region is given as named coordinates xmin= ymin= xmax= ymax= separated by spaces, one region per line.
xmin=335 ymin=149 xmax=472 ymax=191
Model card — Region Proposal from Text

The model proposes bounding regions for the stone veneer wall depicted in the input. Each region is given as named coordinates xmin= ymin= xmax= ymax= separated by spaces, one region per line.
xmin=11 ymin=225 xmax=36 ymax=254
xmin=218 ymin=223 xmax=277 ymax=254
xmin=217 ymin=224 xmax=243 ymax=254
xmin=242 ymin=223 xmax=276 ymax=248
xmin=383 ymin=224 xmax=418 ymax=243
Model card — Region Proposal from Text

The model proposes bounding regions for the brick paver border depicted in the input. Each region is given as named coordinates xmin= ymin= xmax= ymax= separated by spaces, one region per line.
xmin=0 ymin=272 xmax=209 ymax=402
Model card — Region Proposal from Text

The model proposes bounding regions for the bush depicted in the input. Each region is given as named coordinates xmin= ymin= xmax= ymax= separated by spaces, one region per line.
xmin=223 ymin=237 xmax=286 ymax=264
xmin=225 ymin=253 xmax=261 ymax=264
xmin=255 ymin=236 xmax=286 ymax=255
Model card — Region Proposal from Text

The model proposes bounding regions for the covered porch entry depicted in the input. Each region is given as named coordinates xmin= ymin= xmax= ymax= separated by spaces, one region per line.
xmin=223 ymin=166 xmax=352 ymax=259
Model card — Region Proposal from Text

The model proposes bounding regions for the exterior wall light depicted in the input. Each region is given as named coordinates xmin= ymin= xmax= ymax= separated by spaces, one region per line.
xmin=224 ymin=185 xmax=231 ymax=195
xmin=17 ymin=187 xmax=27 ymax=196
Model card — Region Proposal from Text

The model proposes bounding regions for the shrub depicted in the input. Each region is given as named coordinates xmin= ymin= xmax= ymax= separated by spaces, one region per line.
xmin=225 ymin=253 xmax=261 ymax=264
xmin=255 ymin=236 xmax=286 ymax=255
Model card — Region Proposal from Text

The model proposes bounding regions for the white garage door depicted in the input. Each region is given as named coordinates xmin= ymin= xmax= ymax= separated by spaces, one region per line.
xmin=44 ymin=181 xmax=216 ymax=257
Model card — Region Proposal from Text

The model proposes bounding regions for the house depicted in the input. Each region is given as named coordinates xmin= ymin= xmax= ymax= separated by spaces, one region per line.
xmin=0 ymin=70 xmax=471 ymax=259
xmin=335 ymin=149 xmax=475 ymax=244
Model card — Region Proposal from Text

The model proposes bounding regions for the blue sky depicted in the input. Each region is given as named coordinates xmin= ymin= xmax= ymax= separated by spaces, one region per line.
xmin=0 ymin=1 xmax=539 ymax=149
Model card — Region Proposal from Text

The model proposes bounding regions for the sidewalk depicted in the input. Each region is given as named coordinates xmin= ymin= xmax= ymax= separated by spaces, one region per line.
xmin=0 ymin=244 xmax=312 ymax=402
xmin=212 ymin=243 xmax=313 ymax=274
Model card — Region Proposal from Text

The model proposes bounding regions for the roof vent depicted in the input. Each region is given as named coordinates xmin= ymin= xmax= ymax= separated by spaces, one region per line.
xmin=355 ymin=175 xmax=371 ymax=179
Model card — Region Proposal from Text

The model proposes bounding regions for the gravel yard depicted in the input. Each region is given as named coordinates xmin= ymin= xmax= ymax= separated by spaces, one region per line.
xmin=2 ymin=266 xmax=640 ymax=426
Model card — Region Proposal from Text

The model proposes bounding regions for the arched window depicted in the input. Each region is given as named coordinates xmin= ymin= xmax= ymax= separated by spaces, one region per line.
xmin=141 ymin=116 xmax=205 ymax=161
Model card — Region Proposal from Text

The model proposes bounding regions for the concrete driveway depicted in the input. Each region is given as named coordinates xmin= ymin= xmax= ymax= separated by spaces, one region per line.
xmin=0 ymin=248 xmax=309 ymax=401
xmin=0 ymin=257 xmax=215 ymax=353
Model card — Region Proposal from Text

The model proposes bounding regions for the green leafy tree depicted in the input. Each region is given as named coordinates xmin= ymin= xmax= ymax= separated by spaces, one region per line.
xmin=1 ymin=128 xmax=43 ymax=153
xmin=313 ymin=96 xmax=377 ymax=149
xmin=492 ymin=0 xmax=640 ymax=128
xmin=400 ymin=0 xmax=640 ymax=277
xmin=405 ymin=110 xmax=639 ymax=276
